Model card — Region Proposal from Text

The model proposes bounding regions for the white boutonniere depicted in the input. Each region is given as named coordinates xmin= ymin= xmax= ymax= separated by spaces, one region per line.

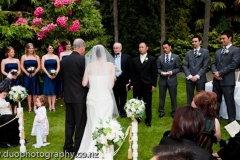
xmin=144 ymin=57 xmax=148 ymax=62
xmin=170 ymin=58 xmax=174 ymax=62
xmin=198 ymin=53 xmax=201 ymax=57
xmin=225 ymin=49 xmax=229 ymax=54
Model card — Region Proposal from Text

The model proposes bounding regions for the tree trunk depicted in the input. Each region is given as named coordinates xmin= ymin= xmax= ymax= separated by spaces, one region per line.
xmin=160 ymin=0 xmax=166 ymax=55
xmin=113 ymin=0 xmax=118 ymax=42
xmin=203 ymin=0 xmax=211 ymax=49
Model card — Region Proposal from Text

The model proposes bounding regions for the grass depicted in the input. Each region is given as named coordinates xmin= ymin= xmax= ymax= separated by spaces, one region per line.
xmin=0 ymin=76 xmax=231 ymax=159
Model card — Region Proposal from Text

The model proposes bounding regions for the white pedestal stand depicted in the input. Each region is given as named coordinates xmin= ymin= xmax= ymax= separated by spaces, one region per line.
xmin=17 ymin=101 xmax=26 ymax=153
xmin=131 ymin=120 xmax=138 ymax=160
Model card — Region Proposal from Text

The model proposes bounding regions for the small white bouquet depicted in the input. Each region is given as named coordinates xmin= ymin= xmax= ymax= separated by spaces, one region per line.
xmin=10 ymin=69 xmax=18 ymax=76
xmin=92 ymin=118 xmax=125 ymax=153
xmin=124 ymin=98 xmax=145 ymax=119
xmin=8 ymin=85 xmax=28 ymax=102
xmin=48 ymin=69 xmax=57 ymax=76
xmin=26 ymin=66 xmax=35 ymax=73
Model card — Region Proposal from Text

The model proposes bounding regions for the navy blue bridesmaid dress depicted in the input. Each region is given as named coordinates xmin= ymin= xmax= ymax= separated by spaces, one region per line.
xmin=43 ymin=59 xmax=57 ymax=95
xmin=23 ymin=60 xmax=40 ymax=95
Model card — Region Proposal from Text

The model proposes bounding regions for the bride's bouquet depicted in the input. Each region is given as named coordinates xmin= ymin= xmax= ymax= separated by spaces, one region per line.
xmin=92 ymin=118 xmax=125 ymax=153
xmin=48 ymin=69 xmax=57 ymax=76
xmin=124 ymin=98 xmax=145 ymax=119
xmin=8 ymin=85 xmax=28 ymax=102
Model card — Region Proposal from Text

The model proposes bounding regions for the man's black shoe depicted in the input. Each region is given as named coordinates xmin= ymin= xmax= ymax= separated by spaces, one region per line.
xmin=121 ymin=113 xmax=126 ymax=118
xmin=171 ymin=112 xmax=175 ymax=118
xmin=158 ymin=112 xmax=165 ymax=118
xmin=136 ymin=118 xmax=141 ymax=123
xmin=145 ymin=121 xmax=151 ymax=127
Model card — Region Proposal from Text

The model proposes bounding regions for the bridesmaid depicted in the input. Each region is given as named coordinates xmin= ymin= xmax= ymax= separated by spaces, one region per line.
xmin=41 ymin=44 xmax=60 ymax=111
xmin=20 ymin=43 xmax=41 ymax=112
xmin=1 ymin=46 xmax=21 ymax=114
xmin=59 ymin=39 xmax=72 ymax=61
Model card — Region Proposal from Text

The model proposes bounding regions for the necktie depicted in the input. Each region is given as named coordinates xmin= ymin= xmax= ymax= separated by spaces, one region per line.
xmin=115 ymin=55 xmax=121 ymax=77
xmin=194 ymin=50 xmax=198 ymax=58
xmin=220 ymin=47 xmax=226 ymax=61
xmin=166 ymin=55 xmax=169 ymax=65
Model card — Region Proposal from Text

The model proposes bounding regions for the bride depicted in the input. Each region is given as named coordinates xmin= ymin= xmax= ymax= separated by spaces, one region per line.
xmin=75 ymin=45 xmax=119 ymax=159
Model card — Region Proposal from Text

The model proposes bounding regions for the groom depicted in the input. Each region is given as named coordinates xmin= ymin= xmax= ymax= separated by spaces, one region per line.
xmin=60 ymin=38 xmax=88 ymax=154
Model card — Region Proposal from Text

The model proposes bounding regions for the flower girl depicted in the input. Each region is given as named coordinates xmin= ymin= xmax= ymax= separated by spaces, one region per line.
xmin=31 ymin=95 xmax=50 ymax=148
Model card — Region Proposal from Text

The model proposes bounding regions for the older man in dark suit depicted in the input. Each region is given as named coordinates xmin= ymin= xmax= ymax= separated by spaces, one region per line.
xmin=183 ymin=35 xmax=209 ymax=104
xmin=113 ymin=42 xmax=132 ymax=118
xmin=157 ymin=41 xmax=181 ymax=118
xmin=60 ymin=38 xmax=88 ymax=153
xmin=130 ymin=42 xmax=157 ymax=127
xmin=212 ymin=30 xmax=240 ymax=123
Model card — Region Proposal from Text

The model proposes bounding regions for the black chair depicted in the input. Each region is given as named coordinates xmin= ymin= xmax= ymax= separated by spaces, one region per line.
xmin=195 ymin=132 xmax=217 ymax=153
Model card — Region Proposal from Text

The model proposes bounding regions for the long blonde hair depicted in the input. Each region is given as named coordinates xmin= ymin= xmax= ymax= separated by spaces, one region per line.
xmin=25 ymin=43 xmax=36 ymax=56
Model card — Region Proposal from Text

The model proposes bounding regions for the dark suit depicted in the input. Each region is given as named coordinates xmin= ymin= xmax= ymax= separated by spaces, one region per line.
xmin=183 ymin=48 xmax=209 ymax=104
xmin=159 ymin=136 xmax=214 ymax=160
xmin=157 ymin=53 xmax=180 ymax=114
xmin=211 ymin=45 xmax=240 ymax=122
xmin=113 ymin=53 xmax=132 ymax=116
xmin=131 ymin=54 xmax=157 ymax=123
xmin=60 ymin=51 xmax=88 ymax=153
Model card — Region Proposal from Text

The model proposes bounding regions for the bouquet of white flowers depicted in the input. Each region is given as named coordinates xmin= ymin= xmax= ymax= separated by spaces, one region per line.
xmin=26 ymin=66 xmax=35 ymax=73
xmin=8 ymin=85 xmax=28 ymax=102
xmin=48 ymin=69 xmax=57 ymax=76
xmin=10 ymin=69 xmax=18 ymax=76
xmin=124 ymin=98 xmax=145 ymax=119
xmin=92 ymin=118 xmax=125 ymax=153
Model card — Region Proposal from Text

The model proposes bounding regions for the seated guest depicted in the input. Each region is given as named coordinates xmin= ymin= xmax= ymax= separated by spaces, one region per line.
xmin=159 ymin=105 xmax=214 ymax=160
xmin=151 ymin=145 xmax=196 ymax=160
xmin=192 ymin=91 xmax=221 ymax=141
xmin=0 ymin=87 xmax=19 ymax=147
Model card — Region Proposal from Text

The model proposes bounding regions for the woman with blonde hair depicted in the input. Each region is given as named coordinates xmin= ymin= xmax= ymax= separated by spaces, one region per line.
xmin=20 ymin=43 xmax=41 ymax=112
xmin=1 ymin=46 xmax=21 ymax=114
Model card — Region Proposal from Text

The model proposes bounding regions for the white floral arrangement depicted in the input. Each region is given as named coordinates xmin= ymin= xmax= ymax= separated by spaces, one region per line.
xmin=8 ymin=85 xmax=28 ymax=102
xmin=48 ymin=69 xmax=57 ymax=76
xmin=92 ymin=118 xmax=125 ymax=153
xmin=124 ymin=98 xmax=145 ymax=119
xmin=26 ymin=66 xmax=35 ymax=73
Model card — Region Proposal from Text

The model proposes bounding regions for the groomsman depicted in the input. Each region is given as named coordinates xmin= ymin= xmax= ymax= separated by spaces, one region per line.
xmin=113 ymin=42 xmax=132 ymax=118
xmin=183 ymin=36 xmax=209 ymax=104
xmin=211 ymin=30 xmax=240 ymax=123
xmin=130 ymin=42 xmax=157 ymax=127
xmin=157 ymin=41 xmax=181 ymax=118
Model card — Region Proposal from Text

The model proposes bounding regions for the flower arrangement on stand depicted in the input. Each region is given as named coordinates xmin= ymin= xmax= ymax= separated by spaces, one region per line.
xmin=92 ymin=118 xmax=125 ymax=160
xmin=124 ymin=98 xmax=145 ymax=160
xmin=9 ymin=85 xmax=28 ymax=153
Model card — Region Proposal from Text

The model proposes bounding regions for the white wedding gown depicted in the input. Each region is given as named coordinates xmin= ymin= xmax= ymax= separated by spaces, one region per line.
xmin=75 ymin=75 xmax=115 ymax=160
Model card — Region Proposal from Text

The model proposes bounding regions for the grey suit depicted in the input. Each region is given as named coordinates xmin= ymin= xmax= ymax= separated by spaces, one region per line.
xmin=157 ymin=53 xmax=181 ymax=114
xmin=211 ymin=45 xmax=240 ymax=122
xmin=183 ymin=48 xmax=209 ymax=104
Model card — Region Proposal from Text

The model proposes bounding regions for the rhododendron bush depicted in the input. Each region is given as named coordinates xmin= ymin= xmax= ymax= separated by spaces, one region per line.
xmin=0 ymin=0 xmax=109 ymax=53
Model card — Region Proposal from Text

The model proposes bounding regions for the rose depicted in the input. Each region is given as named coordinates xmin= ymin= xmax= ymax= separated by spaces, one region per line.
xmin=32 ymin=17 xmax=42 ymax=26
xmin=67 ymin=20 xmax=80 ymax=32
xmin=54 ymin=0 xmax=63 ymax=8
xmin=15 ymin=17 xmax=28 ymax=25
xmin=62 ymin=0 xmax=72 ymax=5
xmin=57 ymin=16 xmax=68 ymax=27
xmin=170 ymin=58 xmax=174 ymax=62
xmin=48 ymin=69 xmax=57 ymax=76
xmin=34 ymin=7 xmax=44 ymax=17
xmin=26 ymin=66 xmax=35 ymax=73
xmin=198 ymin=52 xmax=201 ymax=57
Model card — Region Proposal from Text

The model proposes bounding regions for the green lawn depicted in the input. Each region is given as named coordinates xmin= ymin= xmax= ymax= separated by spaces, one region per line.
xmin=0 ymin=77 xmax=231 ymax=159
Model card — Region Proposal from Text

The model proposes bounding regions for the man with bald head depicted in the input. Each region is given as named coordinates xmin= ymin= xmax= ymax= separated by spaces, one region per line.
xmin=113 ymin=42 xmax=132 ymax=117
xmin=60 ymin=38 xmax=88 ymax=154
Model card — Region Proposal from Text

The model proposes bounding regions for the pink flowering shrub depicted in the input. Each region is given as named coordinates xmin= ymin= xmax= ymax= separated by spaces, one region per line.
xmin=68 ymin=10 xmax=73 ymax=16
xmin=37 ymin=23 xmax=57 ymax=40
xmin=68 ymin=20 xmax=80 ymax=32
xmin=32 ymin=17 xmax=42 ymax=26
xmin=54 ymin=0 xmax=63 ymax=8
xmin=57 ymin=16 xmax=68 ymax=27
xmin=58 ymin=44 xmax=64 ymax=56
xmin=15 ymin=17 xmax=28 ymax=25
xmin=34 ymin=7 xmax=44 ymax=17
xmin=75 ymin=0 xmax=80 ymax=3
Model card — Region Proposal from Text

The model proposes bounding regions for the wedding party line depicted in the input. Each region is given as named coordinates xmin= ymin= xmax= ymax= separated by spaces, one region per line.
xmin=0 ymin=29 xmax=240 ymax=160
